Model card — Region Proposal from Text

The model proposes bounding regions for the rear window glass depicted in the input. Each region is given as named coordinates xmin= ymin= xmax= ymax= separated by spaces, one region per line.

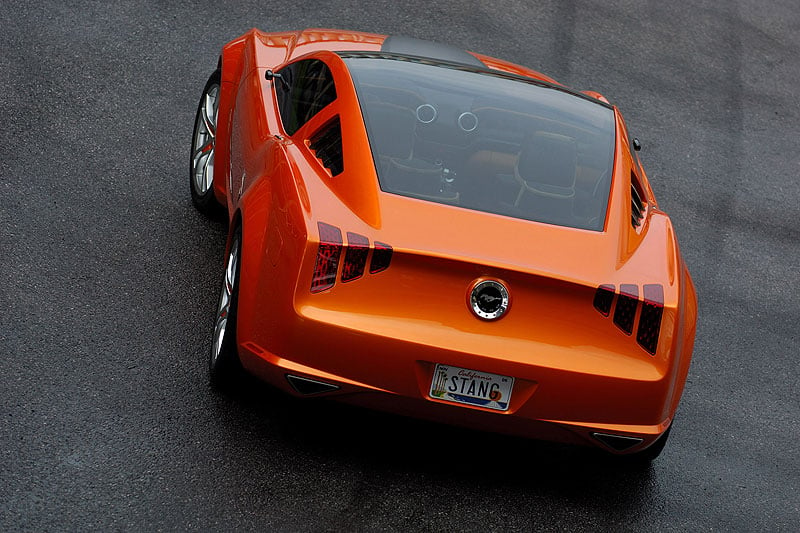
xmin=343 ymin=56 xmax=615 ymax=231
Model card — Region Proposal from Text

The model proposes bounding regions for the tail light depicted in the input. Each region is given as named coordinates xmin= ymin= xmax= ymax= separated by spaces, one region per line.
xmin=637 ymin=284 xmax=664 ymax=355
xmin=310 ymin=222 xmax=343 ymax=293
xmin=613 ymin=284 xmax=639 ymax=335
xmin=370 ymin=242 xmax=393 ymax=274
xmin=310 ymin=222 xmax=392 ymax=292
xmin=594 ymin=283 xmax=665 ymax=355
xmin=592 ymin=284 xmax=615 ymax=316
xmin=341 ymin=232 xmax=369 ymax=282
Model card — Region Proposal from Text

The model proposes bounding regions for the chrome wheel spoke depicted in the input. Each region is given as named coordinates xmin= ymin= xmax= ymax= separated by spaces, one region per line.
xmin=193 ymin=138 xmax=213 ymax=160
xmin=192 ymin=85 xmax=219 ymax=195
xmin=225 ymin=248 xmax=238 ymax=292
xmin=211 ymin=242 xmax=238 ymax=365
xmin=203 ymin=151 xmax=214 ymax=193
xmin=202 ymin=87 xmax=219 ymax=138
xmin=212 ymin=280 xmax=230 ymax=363
xmin=201 ymin=106 xmax=216 ymax=138
xmin=192 ymin=138 xmax=214 ymax=193
xmin=212 ymin=313 xmax=227 ymax=363
xmin=200 ymin=150 xmax=214 ymax=193
xmin=192 ymin=81 xmax=219 ymax=197
xmin=193 ymin=150 xmax=211 ymax=192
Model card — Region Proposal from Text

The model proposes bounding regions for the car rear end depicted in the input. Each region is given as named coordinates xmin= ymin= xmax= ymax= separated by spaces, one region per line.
xmin=236 ymin=185 xmax=695 ymax=454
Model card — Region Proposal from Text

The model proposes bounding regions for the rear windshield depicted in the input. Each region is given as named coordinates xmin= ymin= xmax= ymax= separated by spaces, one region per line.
xmin=342 ymin=55 xmax=616 ymax=231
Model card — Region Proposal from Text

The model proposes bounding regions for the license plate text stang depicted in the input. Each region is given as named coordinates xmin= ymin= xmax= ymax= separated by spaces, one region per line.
xmin=429 ymin=364 xmax=514 ymax=411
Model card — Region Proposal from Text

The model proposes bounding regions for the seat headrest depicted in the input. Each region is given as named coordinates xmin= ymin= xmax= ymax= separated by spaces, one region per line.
xmin=364 ymin=102 xmax=415 ymax=160
xmin=516 ymin=132 xmax=577 ymax=197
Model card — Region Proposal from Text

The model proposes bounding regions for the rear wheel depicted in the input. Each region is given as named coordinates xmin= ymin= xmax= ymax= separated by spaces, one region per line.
xmin=209 ymin=228 xmax=242 ymax=385
xmin=190 ymin=69 xmax=222 ymax=215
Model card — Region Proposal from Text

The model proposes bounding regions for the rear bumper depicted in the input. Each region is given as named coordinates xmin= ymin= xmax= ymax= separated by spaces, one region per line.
xmin=237 ymin=310 xmax=677 ymax=454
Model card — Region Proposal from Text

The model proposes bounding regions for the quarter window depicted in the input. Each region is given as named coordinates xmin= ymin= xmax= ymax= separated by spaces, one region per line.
xmin=276 ymin=59 xmax=337 ymax=135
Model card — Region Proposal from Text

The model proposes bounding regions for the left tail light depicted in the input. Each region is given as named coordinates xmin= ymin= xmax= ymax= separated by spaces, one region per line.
xmin=310 ymin=222 xmax=343 ymax=293
xmin=369 ymin=242 xmax=393 ymax=274
xmin=310 ymin=222 xmax=392 ymax=293
xmin=341 ymin=232 xmax=369 ymax=282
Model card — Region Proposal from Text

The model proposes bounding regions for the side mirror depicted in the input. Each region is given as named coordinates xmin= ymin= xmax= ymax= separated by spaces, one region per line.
xmin=632 ymin=138 xmax=642 ymax=152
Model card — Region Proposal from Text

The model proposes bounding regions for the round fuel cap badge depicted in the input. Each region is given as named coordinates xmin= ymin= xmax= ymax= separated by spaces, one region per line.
xmin=470 ymin=280 xmax=509 ymax=320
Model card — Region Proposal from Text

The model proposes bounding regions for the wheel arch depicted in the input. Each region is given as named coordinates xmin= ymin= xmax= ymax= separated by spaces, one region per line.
xmin=212 ymin=34 xmax=250 ymax=207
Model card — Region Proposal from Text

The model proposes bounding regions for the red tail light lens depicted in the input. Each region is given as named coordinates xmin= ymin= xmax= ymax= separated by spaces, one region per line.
xmin=310 ymin=222 xmax=343 ymax=293
xmin=310 ymin=223 xmax=392 ymax=292
xmin=613 ymin=284 xmax=638 ymax=335
xmin=593 ymin=282 xmax=665 ymax=355
xmin=341 ymin=232 xmax=369 ymax=282
xmin=593 ymin=284 xmax=615 ymax=317
xmin=637 ymin=284 xmax=664 ymax=355
xmin=369 ymin=241 xmax=393 ymax=274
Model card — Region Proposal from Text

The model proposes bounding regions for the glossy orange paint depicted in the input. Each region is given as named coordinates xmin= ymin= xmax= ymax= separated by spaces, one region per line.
xmin=206 ymin=28 xmax=697 ymax=454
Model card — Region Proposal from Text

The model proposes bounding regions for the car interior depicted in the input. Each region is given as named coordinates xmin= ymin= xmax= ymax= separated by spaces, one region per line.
xmin=355 ymin=74 xmax=615 ymax=231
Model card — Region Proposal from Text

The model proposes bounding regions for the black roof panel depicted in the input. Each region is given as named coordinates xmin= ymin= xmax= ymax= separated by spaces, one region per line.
xmin=381 ymin=35 xmax=486 ymax=68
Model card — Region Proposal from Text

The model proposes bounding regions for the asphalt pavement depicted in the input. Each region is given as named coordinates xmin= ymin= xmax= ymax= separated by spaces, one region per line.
xmin=2 ymin=0 xmax=799 ymax=530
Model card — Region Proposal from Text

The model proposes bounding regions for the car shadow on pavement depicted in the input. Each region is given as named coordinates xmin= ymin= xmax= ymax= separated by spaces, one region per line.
xmin=209 ymin=368 xmax=656 ymax=507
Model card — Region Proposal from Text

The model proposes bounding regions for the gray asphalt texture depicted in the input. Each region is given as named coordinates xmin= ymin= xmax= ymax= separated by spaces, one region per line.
xmin=2 ymin=0 xmax=799 ymax=530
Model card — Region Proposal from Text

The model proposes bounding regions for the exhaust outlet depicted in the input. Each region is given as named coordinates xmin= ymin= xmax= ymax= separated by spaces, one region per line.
xmin=591 ymin=432 xmax=644 ymax=452
xmin=286 ymin=374 xmax=340 ymax=395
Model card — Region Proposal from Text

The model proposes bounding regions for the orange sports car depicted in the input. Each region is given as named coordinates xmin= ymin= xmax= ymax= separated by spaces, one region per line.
xmin=190 ymin=28 xmax=697 ymax=459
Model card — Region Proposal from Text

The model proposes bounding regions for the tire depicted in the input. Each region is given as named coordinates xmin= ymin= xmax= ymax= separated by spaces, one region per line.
xmin=190 ymin=69 xmax=222 ymax=216
xmin=209 ymin=227 xmax=242 ymax=385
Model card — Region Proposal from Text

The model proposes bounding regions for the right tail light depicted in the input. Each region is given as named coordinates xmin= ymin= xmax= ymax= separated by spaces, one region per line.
xmin=637 ymin=284 xmax=664 ymax=355
xmin=613 ymin=284 xmax=639 ymax=335
xmin=593 ymin=283 xmax=665 ymax=355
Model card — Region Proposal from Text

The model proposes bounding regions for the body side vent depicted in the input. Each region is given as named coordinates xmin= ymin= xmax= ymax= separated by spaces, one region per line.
xmin=630 ymin=172 xmax=646 ymax=228
xmin=309 ymin=116 xmax=344 ymax=176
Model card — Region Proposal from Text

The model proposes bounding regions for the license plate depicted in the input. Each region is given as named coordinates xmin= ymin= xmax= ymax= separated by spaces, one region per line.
xmin=429 ymin=364 xmax=514 ymax=411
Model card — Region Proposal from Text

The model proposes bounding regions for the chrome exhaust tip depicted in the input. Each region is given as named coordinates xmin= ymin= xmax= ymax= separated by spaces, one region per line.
xmin=591 ymin=432 xmax=644 ymax=452
xmin=285 ymin=374 xmax=340 ymax=395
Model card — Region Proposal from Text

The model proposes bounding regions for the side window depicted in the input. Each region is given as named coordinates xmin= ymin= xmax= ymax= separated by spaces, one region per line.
xmin=276 ymin=59 xmax=337 ymax=136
